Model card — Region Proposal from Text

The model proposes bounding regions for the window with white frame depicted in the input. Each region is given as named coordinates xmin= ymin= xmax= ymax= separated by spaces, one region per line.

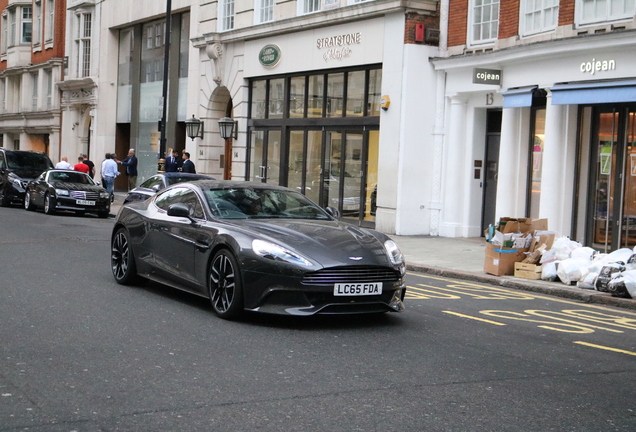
xmin=22 ymin=6 xmax=32 ymax=43
xmin=9 ymin=9 xmax=16 ymax=47
xmin=45 ymin=69 xmax=52 ymax=109
xmin=0 ymin=79 xmax=5 ymax=114
xmin=218 ymin=0 xmax=234 ymax=31
xmin=2 ymin=14 xmax=7 ymax=53
xmin=521 ymin=0 xmax=558 ymax=35
xmin=579 ymin=0 xmax=636 ymax=25
xmin=75 ymin=12 xmax=92 ymax=77
xmin=299 ymin=0 xmax=321 ymax=14
xmin=34 ymin=1 xmax=41 ymax=46
xmin=471 ymin=0 xmax=500 ymax=44
xmin=255 ymin=0 xmax=274 ymax=24
xmin=45 ymin=0 xmax=54 ymax=42
xmin=31 ymin=72 xmax=38 ymax=111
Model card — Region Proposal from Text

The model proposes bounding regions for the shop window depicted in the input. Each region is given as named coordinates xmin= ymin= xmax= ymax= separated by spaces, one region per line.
xmin=251 ymin=80 xmax=266 ymax=119
xmin=470 ymin=0 xmax=499 ymax=45
xmin=346 ymin=71 xmax=365 ymax=117
xmin=326 ymin=73 xmax=344 ymax=117
xmin=268 ymin=78 xmax=285 ymax=119
xmin=255 ymin=0 xmax=274 ymax=24
xmin=527 ymin=108 xmax=546 ymax=218
xmin=578 ymin=0 xmax=636 ymax=25
xmin=521 ymin=0 xmax=558 ymax=36
xmin=308 ymin=75 xmax=324 ymax=118
xmin=289 ymin=76 xmax=305 ymax=118
xmin=219 ymin=0 xmax=235 ymax=31
xmin=367 ymin=69 xmax=382 ymax=116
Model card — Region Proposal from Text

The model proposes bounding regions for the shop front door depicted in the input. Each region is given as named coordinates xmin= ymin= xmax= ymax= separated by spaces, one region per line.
xmin=249 ymin=130 xmax=281 ymax=185
xmin=589 ymin=107 xmax=636 ymax=251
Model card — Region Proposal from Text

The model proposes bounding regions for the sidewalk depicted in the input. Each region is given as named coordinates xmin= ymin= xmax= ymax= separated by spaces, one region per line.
xmin=390 ymin=234 xmax=636 ymax=311
xmin=108 ymin=197 xmax=636 ymax=311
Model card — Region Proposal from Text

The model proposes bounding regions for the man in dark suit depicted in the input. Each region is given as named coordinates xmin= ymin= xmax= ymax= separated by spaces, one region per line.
xmin=165 ymin=150 xmax=181 ymax=172
xmin=119 ymin=149 xmax=138 ymax=190
xmin=181 ymin=152 xmax=196 ymax=173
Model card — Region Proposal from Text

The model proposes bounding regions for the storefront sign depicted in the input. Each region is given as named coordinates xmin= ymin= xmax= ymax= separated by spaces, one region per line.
xmin=580 ymin=58 xmax=616 ymax=76
xmin=259 ymin=44 xmax=281 ymax=68
xmin=473 ymin=68 xmax=502 ymax=85
xmin=316 ymin=32 xmax=361 ymax=62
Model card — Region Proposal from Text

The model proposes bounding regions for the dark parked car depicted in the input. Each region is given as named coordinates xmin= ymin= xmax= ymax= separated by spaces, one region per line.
xmin=123 ymin=172 xmax=215 ymax=204
xmin=0 ymin=148 xmax=54 ymax=206
xmin=111 ymin=180 xmax=406 ymax=320
xmin=25 ymin=169 xmax=110 ymax=218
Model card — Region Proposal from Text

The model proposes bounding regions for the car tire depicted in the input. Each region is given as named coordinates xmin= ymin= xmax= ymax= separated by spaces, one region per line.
xmin=0 ymin=189 xmax=10 ymax=207
xmin=24 ymin=191 xmax=35 ymax=211
xmin=209 ymin=249 xmax=244 ymax=320
xmin=44 ymin=193 xmax=56 ymax=215
xmin=111 ymin=228 xmax=141 ymax=285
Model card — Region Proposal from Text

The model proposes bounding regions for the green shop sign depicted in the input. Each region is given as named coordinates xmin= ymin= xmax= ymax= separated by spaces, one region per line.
xmin=259 ymin=44 xmax=281 ymax=68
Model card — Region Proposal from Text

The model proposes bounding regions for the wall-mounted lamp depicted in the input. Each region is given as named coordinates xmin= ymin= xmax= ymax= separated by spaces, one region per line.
xmin=218 ymin=117 xmax=237 ymax=140
xmin=185 ymin=115 xmax=204 ymax=140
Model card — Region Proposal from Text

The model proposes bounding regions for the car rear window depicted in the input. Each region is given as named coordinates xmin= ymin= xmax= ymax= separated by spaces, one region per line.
xmin=6 ymin=152 xmax=54 ymax=171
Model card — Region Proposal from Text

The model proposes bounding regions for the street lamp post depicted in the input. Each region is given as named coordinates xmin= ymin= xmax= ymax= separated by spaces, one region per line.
xmin=158 ymin=0 xmax=172 ymax=172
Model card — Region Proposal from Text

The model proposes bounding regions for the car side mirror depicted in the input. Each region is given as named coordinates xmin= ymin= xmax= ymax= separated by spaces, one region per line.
xmin=325 ymin=206 xmax=340 ymax=219
xmin=152 ymin=185 xmax=161 ymax=192
xmin=96 ymin=181 xmax=101 ymax=186
xmin=167 ymin=203 xmax=197 ymax=224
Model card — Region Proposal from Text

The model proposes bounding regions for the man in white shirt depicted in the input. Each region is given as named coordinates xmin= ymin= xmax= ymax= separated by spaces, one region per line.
xmin=100 ymin=153 xmax=119 ymax=203
xmin=55 ymin=156 xmax=73 ymax=170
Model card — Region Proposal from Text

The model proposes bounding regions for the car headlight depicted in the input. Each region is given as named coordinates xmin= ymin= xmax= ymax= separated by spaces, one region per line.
xmin=55 ymin=189 xmax=69 ymax=196
xmin=252 ymin=239 xmax=312 ymax=267
xmin=8 ymin=172 xmax=23 ymax=188
xmin=384 ymin=240 xmax=405 ymax=267
xmin=100 ymin=192 xmax=110 ymax=199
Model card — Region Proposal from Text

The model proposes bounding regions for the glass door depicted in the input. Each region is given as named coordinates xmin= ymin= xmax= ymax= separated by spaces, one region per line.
xmin=589 ymin=107 xmax=636 ymax=251
xmin=249 ymin=130 xmax=281 ymax=185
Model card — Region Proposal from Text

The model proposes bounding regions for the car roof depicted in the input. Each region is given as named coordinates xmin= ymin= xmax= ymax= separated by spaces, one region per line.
xmin=159 ymin=172 xmax=214 ymax=178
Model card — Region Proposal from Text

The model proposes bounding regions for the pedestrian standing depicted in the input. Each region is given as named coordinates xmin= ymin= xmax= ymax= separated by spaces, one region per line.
xmin=165 ymin=150 xmax=181 ymax=172
xmin=118 ymin=149 xmax=138 ymax=191
xmin=74 ymin=156 xmax=90 ymax=174
xmin=181 ymin=152 xmax=196 ymax=173
xmin=100 ymin=153 xmax=119 ymax=203
xmin=82 ymin=153 xmax=95 ymax=178
xmin=55 ymin=157 xmax=72 ymax=170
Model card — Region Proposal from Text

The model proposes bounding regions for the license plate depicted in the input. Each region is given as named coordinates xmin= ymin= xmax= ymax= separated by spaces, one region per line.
xmin=334 ymin=282 xmax=383 ymax=296
xmin=76 ymin=199 xmax=95 ymax=206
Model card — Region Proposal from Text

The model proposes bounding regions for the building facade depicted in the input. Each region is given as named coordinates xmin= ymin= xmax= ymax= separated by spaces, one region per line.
xmin=432 ymin=0 xmax=636 ymax=250
xmin=0 ymin=0 xmax=65 ymax=162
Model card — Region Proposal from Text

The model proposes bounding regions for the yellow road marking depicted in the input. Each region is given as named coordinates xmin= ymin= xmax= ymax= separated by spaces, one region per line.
xmin=406 ymin=272 xmax=636 ymax=317
xmin=573 ymin=341 xmax=636 ymax=356
xmin=442 ymin=311 xmax=506 ymax=326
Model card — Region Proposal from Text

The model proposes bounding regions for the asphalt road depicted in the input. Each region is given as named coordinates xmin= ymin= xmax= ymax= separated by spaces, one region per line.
xmin=1 ymin=206 xmax=636 ymax=431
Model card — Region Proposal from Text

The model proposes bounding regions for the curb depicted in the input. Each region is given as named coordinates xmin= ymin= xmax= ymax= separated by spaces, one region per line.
xmin=408 ymin=263 xmax=636 ymax=312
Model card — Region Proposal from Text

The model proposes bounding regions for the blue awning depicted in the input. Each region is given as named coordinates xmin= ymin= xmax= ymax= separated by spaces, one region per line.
xmin=551 ymin=80 xmax=636 ymax=105
xmin=502 ymin=86 xmax=537 ymax=108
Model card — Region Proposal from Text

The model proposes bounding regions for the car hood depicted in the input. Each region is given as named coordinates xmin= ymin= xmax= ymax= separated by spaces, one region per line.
xmin=11 ymin=169 xmax=45 ymax=180
xmin=52 ymin=182 xmax=106 ymax=192
xmin=230 ymin=219 xmax=392 ymax=268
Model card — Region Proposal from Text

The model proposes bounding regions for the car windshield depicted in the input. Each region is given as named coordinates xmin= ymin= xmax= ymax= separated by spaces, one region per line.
xmin=48 ymin=171 xmax=95 ymax=185
xmin=204 ymin=187 xmax=330 ymax=220
xmin=6 ymin=152 xmax=53 ymax=170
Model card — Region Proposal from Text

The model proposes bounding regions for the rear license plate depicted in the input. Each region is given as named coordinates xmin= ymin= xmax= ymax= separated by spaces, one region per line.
xmin=76 ymin=199 xmax=95 ymax=206
xmin=334 ymin=282 xmax=383 ymax=296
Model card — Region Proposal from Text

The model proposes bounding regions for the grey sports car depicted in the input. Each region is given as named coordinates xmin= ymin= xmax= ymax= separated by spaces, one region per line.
xmin=111 ymin=180 xmax=406 ymax=320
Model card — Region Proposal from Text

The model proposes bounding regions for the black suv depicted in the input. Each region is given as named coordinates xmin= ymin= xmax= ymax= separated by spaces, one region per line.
xmin=0 ymin=148 xmax=54 ymax=206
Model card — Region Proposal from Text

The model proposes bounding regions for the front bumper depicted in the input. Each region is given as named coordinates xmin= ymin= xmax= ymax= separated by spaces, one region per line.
xmin=54 ymin=196 xmax=110 ymax=213
xmin=242 ymin=270 xmax=406 ymax=316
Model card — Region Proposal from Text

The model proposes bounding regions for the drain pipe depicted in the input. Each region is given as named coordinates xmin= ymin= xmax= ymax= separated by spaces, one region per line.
xmin=429 ymin=0 xmax=449 ymax=236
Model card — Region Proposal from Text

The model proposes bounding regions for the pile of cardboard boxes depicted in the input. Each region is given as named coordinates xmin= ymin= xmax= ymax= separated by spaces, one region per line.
xmin=484 ymin=217 xmax=555 ymax=278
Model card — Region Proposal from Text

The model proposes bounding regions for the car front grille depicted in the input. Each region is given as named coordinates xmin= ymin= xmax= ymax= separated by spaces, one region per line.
xmin=302 ymin=266 xmax=401 ymax=286
xmin=70 ymin=191 xmax=99 ymax=200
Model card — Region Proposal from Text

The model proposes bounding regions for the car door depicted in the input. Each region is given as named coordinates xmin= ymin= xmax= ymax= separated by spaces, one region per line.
xmin=32 ymin=172 xmax=49 ymax=207
xmin=150 ymin=187 xmax=206 ymax=290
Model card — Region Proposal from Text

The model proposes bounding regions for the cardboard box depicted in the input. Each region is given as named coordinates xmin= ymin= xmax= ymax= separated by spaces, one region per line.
xmin=514 ymin=262 xmax=543 ymax=280
xmin=499 ymin=218 xmax=548 ymax=234
xmin=484 ymin=243 xmax=529 ymax=276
